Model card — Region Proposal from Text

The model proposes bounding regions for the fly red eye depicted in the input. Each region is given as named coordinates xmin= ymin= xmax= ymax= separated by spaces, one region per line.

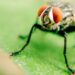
xmin=38 ymin=5 xmax=49 ymax=17
xmin=52 ymin=7 xmax=63 ymax=23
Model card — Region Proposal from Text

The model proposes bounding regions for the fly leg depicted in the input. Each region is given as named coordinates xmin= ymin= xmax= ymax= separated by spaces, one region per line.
xmin=10 ymin=23 xmax=54 ymax=56
xmin=63 ymin=32 xmax=75 ymax=75
xmin=10 ymin=24 xmax=37 ymax=56
xmin=19 ymin=29 xmax=36 ymax=40
xmin=18 ymin=17 xmax=38 ymax=40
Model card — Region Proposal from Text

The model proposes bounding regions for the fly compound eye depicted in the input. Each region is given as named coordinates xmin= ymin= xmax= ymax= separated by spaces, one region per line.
xmin=48 ymin=7 xmax=63 ymax=24
xmin=38 ymin=5 xmax=49 ymax=17
xmin=52 ymin=7 xmax=63 ymax=23
xmin=42 ymin=15 xmax=51 ymax=25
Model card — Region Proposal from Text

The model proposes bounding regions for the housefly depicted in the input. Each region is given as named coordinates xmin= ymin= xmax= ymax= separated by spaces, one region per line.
xmin=11 ymin=1 xmax=75 ymax=75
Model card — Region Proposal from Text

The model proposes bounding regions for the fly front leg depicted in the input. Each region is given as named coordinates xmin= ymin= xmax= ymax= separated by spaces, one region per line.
xmin=10 ymin=23 xmax=53 ymax=56
xmin=63 ymin=32 xmax=75 ymax=75
xmin=19 ymin=29 xmax=36 ymax=40
xmin=10 ymin=24 xmax=37 ymax=56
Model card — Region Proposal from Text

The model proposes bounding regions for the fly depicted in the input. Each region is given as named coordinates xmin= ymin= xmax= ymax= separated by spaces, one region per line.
xmin=10 ymin=1 xmax=75 ymax=75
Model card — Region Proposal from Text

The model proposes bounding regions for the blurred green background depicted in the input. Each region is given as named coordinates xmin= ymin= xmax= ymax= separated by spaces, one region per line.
xmin=0 ymin=0 xmax=75 ymax=75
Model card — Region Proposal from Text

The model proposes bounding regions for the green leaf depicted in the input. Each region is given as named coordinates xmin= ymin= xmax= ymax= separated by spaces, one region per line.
xmin=0 ymin=0 xmax=75 ymax=75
